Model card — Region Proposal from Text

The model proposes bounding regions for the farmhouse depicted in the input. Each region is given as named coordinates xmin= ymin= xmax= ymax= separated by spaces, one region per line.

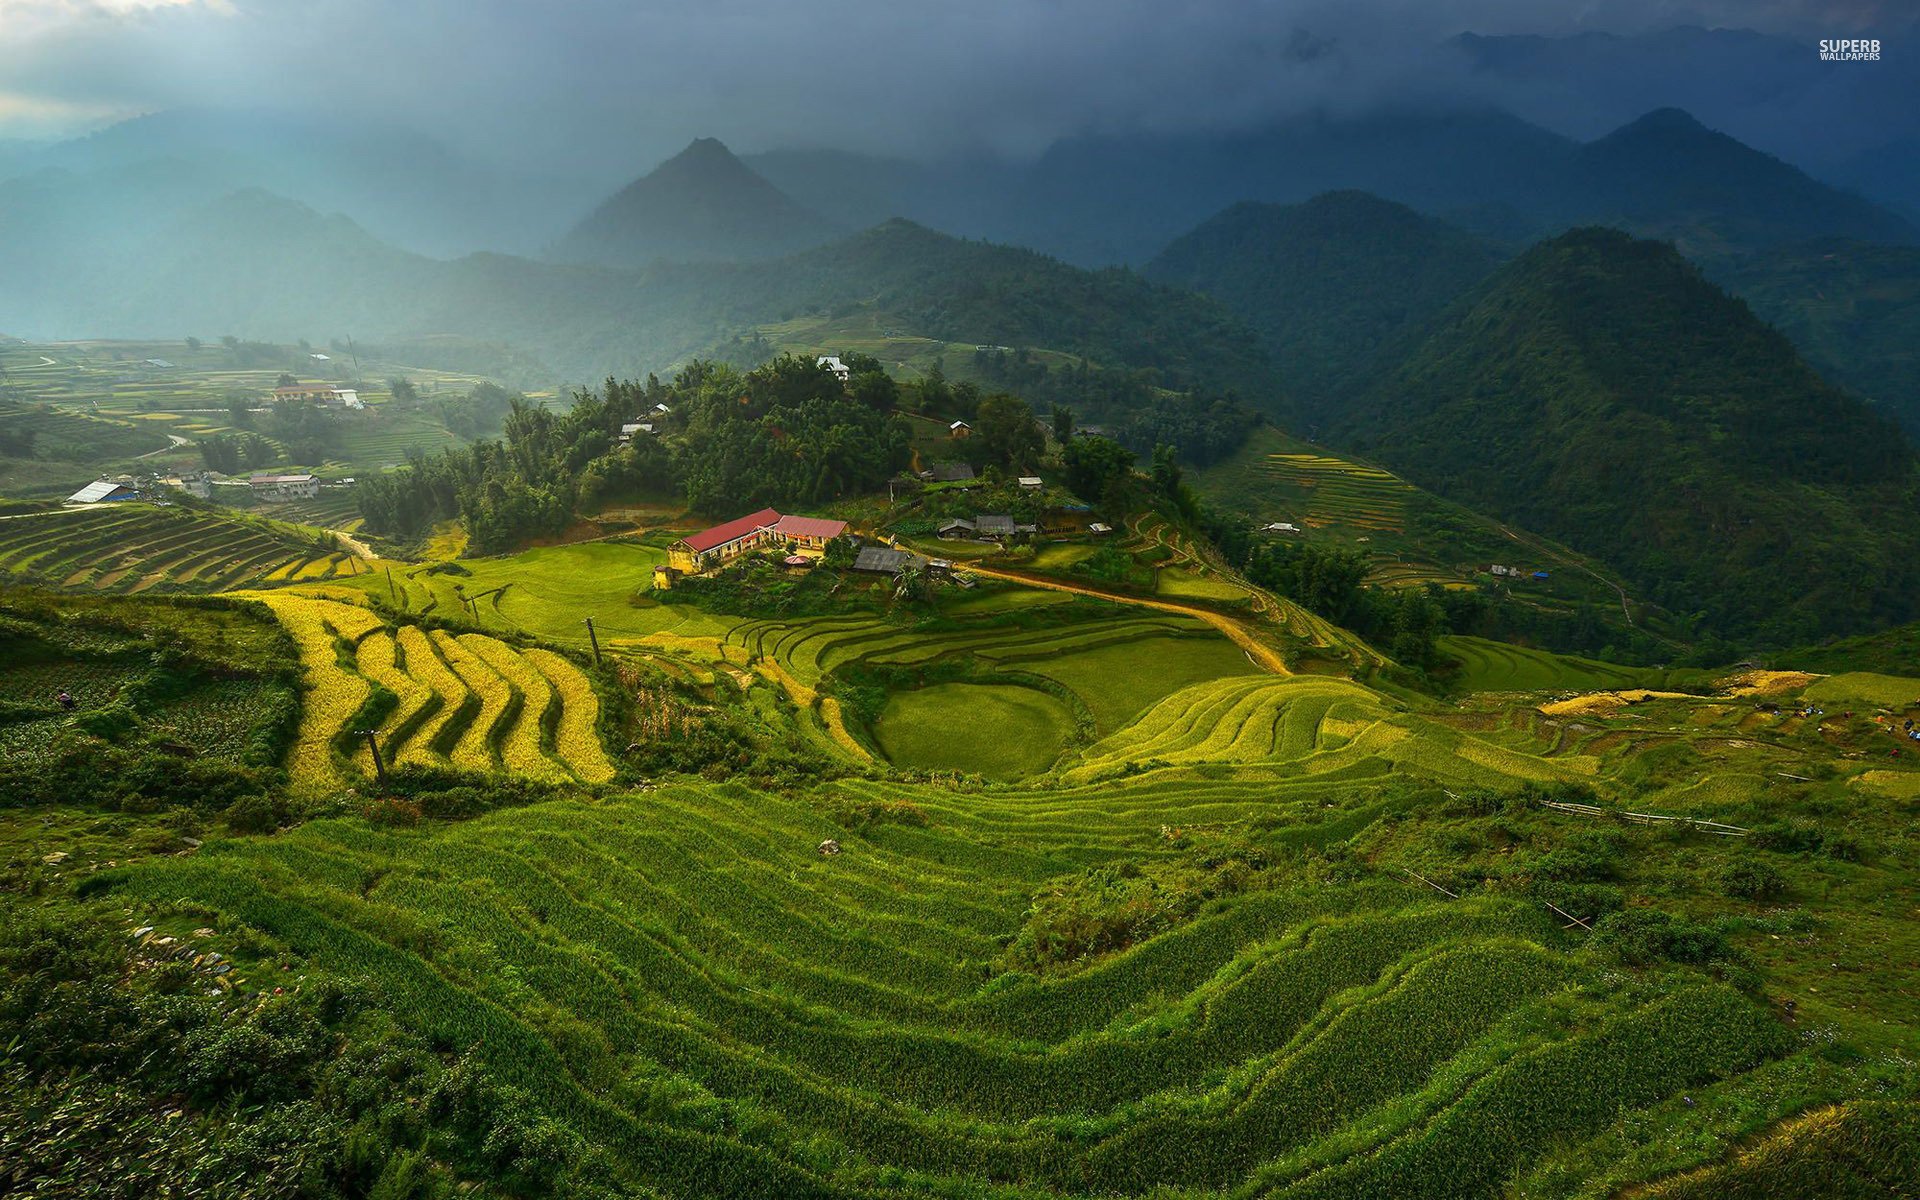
xmin=817 ymin=355 xmax=851 ymax=383
xmin=249 ymin=472 xmax=321 ymax=501
xmin=272 ymin=384 xmax=363 ymax=410
xmin=922 ymin=463 xmax=976 ymax=484
xmin=67 ymin=479 xmax=139 ymax=504
xmin=937 ymin=518 xmax=977 ymax=539
xmin=852 ymin=546 xmax=922 ymax=575
xmin=618 ymin=422 xmax=654 ymax=443
xmin=969 ymin=514 xmax=1038 ymax=540
xmin=1018 ymin=476 xmax=1044 ymax=489
xmin=1262 ymin=522 xmax=1301 ymax=534
xmin=668 ymin=509 xmax=849 ymax=572
xmin=948 ymin=420 xmax=971 ymax=439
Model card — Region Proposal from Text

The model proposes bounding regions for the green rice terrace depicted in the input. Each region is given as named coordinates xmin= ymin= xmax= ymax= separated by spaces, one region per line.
xmin=3 ymin=517 xmax=1918 ymax=1198
xmin=0 ymin=502 xmax=369 ymax=592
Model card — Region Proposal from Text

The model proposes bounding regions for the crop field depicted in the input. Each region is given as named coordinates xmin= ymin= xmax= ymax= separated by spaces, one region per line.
xmin=0 ymin=503 xmax=369 ymax=593
xmin=8 ymin=534 xmax=1920 ymax=1196
xmin=82 ymin=760 xmax=1842 ymax=1199
xmin=1192 ymin=428 xmax=1639 ymax=614
xmin=1440 ymin=635 xmax=1659 ymax=693
xmin=249 ymin=594 xmax=614 ymax=788
xmin=872 ymin=682 xmax=1076 ymax=777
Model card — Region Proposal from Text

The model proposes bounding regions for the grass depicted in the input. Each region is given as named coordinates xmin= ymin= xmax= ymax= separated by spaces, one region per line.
xmin=872 ymin=683 xmax=1075 ymax=778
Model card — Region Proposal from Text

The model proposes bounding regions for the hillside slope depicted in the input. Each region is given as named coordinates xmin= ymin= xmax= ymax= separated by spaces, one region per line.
xmin=1337 ymin=227 xmax=1920 ymax=644
xmin=1146 ymin=193 xmax=1507 ymax=420
xmin=552 ymin=137 xmax=841 ymax=266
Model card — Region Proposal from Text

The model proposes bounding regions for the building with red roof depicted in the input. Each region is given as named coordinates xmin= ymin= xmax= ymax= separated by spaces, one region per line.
xmin=668 ymin=509 xmax=848 ymax=572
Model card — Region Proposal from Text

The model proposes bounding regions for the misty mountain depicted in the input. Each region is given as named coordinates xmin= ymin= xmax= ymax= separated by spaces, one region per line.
xmin=1145 ymin=192 xmax=1507 ymax=420
xmin=1337 ymin=227 xmax=1920 ymax=644
xmin=1453 ymin=27 xmax=1920 ymax=185
xmin=0 ymin=186 xmax=1269 ymax=396
xmin=1566 ymin=107 xmax=1915 ymax=255
xmin=744 ymin=106 xmax=1912 ymax=266
xmin=552 ymin=138 xmax=842 ymax=267
xmin=1 ymin=108 xmax=586 ymax=257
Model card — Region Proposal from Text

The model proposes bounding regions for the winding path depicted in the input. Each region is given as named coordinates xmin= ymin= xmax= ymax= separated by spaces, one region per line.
xmin=959 ymin=562 xmax=1294 ymax=675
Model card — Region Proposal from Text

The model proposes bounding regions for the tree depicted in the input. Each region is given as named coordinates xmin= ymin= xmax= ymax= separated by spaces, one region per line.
xmin=389 ymin=377 xmax=420 ymax=406
xmin=1062 ymin=436 xmax=1135 ymax=506
xmin=971 ymin=394 xmax=1045 ymax=472
xmin=184 ymin=336 xmax=201 ymax=353
xmin=226 ymin=397 xmax=254 ymax=430
xmin=275 ymin=373 xmax=298 ymax=389
xmin=1052 ymin=405 xmax=1075 ymax=443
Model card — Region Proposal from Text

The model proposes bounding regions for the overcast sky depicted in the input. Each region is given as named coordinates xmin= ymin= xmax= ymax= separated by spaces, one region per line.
xmin=0 ymin=0 xmax=1909 ymax=166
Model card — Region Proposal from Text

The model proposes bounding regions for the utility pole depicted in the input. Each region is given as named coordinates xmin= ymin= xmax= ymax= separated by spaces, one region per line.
xmin=585 ymin=616 xmax=602 ymax=665
xmin=386 ymin=566 xmax=396 ymax=605
xmin=358 ymin=729 xmax=388 ymax=788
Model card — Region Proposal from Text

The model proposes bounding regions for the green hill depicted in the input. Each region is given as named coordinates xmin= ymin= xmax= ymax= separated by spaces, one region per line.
xmin=1336 ymin=226 xmax=1920 ymax=645
xmin=1145 ymin=192 xmax=1507 ymax=421
xmin=551 ymin=137 xmax=842 ymax=266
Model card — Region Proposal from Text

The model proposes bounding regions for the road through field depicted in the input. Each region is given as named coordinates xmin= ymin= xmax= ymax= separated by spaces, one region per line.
xmin=958 ymin=562 xmax=1293 ymax=675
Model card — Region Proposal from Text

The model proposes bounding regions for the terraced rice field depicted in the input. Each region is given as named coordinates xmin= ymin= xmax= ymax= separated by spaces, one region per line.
xmin=92 ymin=772 xmax=1795 ymax=1198
xmin=1258 ymin=452 xmax=1410 ymax=534
xmin=250 ymin=595 xmax=615 ymax=788
xmin=1441 ymin=635 xmax=1656 ymax=693
xmin=0 ymin=397 xmax=172 ymax=460
xmin=0 ymin=504 xmax=367 ymax=593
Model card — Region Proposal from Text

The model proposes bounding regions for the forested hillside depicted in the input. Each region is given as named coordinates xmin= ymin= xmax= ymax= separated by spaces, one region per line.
xmin=1146 ymin=193 xmax=1506 ymax=421
xmin=1338 ymin=227 xmax=1920 ymax=645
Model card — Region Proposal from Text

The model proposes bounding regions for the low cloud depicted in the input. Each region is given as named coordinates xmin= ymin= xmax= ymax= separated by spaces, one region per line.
xmin=0 ymin=0 xmax=1911 ymax=166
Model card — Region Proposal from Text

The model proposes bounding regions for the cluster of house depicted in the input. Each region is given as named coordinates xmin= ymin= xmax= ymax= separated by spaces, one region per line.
xmin=67 ymin=470 xmax=337 ymax=506
xmin=272 ymin=383 xmax=362 ymax=411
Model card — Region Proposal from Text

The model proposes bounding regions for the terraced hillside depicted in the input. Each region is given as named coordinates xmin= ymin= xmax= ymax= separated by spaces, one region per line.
xmin=252 ymin=593 xmax=615 ymax=789
xmin=0 ymin=503 xmax=369 ymax=592
xmin=1195 ymin=426 xmax=1633 ymax=606
xmin=72 ymin=752 xmax=1885 ymax=1199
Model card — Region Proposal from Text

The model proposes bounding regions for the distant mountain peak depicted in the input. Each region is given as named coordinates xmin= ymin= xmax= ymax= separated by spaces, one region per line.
xmin=552 ymin=136 xmax=839 ymax=266
xmin=1610 ymin=106 xmax=1713 ymax=137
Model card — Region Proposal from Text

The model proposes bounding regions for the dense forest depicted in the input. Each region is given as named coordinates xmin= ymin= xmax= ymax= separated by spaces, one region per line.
xmin=1145 ymin=192 xmax=1507 ymax=423
xmin=1339 ymin=227 xmax=1920 ymax=645
xmin=355 ymin=355 xmax=1085 ymax=551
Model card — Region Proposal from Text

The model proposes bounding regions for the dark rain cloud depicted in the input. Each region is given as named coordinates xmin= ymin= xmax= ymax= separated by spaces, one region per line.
xmin=0 ymin=0 xmax=1911 ymax=165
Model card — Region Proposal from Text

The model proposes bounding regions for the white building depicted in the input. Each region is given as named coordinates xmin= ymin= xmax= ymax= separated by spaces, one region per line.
xmin=249 ymin=472 xmax=321 ymax=501
xmin=817 ymin=356 xmax=851 ymax=383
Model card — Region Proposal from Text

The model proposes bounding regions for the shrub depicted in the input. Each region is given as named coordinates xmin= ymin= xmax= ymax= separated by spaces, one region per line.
xmin=224 ymin=793 xmax=279 ymax=835
xmin=1719 ymin=859 xmax=1786 ymax=902
xmin=1594 ymin=908 xmax=1732 ymax=967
